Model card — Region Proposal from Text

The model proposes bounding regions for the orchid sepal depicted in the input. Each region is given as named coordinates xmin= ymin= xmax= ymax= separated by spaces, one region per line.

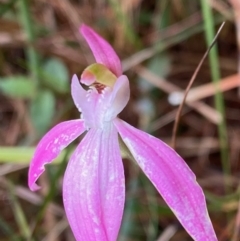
xmin=114 ymin=118 xmax=218 ymax=241
xmin=80 ymin=24 xmax=122 ymax=77
xmin=63 ymin=124 xmax=125 ymax=241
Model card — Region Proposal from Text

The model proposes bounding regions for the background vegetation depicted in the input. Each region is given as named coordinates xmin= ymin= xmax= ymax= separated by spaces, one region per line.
xmin=0 ymin=0 xmax=240 ymax=240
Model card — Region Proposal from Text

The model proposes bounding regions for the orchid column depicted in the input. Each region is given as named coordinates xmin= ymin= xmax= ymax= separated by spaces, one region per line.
xmin=28 ymin=24 xmax=218 ymax=241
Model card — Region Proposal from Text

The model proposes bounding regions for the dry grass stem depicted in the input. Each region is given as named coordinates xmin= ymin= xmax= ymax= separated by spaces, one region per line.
xmin=135 ymin=66 xmax=222 ymax=126
xmin=169 ymin=74 xmax=240 ymax=104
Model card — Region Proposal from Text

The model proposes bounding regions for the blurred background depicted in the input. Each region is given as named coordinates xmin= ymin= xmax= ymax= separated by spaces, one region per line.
xmin=0 ymin=0 xmax=240 ymax=240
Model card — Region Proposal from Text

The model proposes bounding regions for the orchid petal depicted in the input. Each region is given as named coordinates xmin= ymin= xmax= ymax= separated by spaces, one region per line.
xmin=71 ymin=74 xmax=87 ymax=113
xmin=104 ymin=75 xmax=130 ymax=122
xmin=28 ymin=120 xmax=86 ymax=191
xmin=80 ymin=24 xmax=122 ymax=77
xmin=72 ymin=74 xmax=106 ymax=129
xmin=114 ymin=119 xmax=217 ymax=241
xmin=63 ymin=124 xmax=125 ymax=241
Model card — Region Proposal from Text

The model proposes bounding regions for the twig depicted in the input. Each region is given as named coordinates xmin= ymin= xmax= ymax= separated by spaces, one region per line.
xmin=171 ymin=22 xmax=225 ymax=149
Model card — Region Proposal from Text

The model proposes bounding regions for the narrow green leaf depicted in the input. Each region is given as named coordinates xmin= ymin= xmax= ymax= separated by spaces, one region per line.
xmin=18 ymin=0 xmax=40 ymax=84
xmin=7 ymin=181 xmax=32 ymax=240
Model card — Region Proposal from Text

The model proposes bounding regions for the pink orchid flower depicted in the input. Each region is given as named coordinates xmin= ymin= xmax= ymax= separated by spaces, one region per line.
xmin=28 ymin=24 xmax=218 ymax=241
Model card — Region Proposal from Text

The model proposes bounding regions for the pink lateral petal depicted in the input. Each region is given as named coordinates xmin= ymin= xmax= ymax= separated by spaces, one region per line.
xmin=63 ymin=124 xmax=125 ymax=241
xmin=104 ymin=75 xmax=130 ymax=122
xmin=114 ymin=119 xmax=218 ymax=241
xmin=71 ymin=74 xmax=100 ymax=128
xmin=71 ymin=74 xmax=87 ymax=113
xmin=28 ymin=120 xmax=86 ymax=191
xmin=80 ymin=24 xmax=122 ymax=77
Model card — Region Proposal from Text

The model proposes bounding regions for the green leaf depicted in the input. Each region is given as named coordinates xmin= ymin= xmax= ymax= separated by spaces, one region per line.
xmin=0 ymin=76 xmax=36 ymax=99
xmin=41 ymin=58 xmax=69 ymax=93
xmin=30 ymin=90 xmax=55 ymax=136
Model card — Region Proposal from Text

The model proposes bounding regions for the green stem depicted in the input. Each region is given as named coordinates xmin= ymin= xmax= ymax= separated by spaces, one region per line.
xmin=200 ymin=0 xmax=230 ymax=188
xmin=18 ymin=0 xmax=40 ymax=84
xmin=0 ymin=145 xmax=131 ymax=164
xmin=0 ymin=147 xmax=63 ymax=164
